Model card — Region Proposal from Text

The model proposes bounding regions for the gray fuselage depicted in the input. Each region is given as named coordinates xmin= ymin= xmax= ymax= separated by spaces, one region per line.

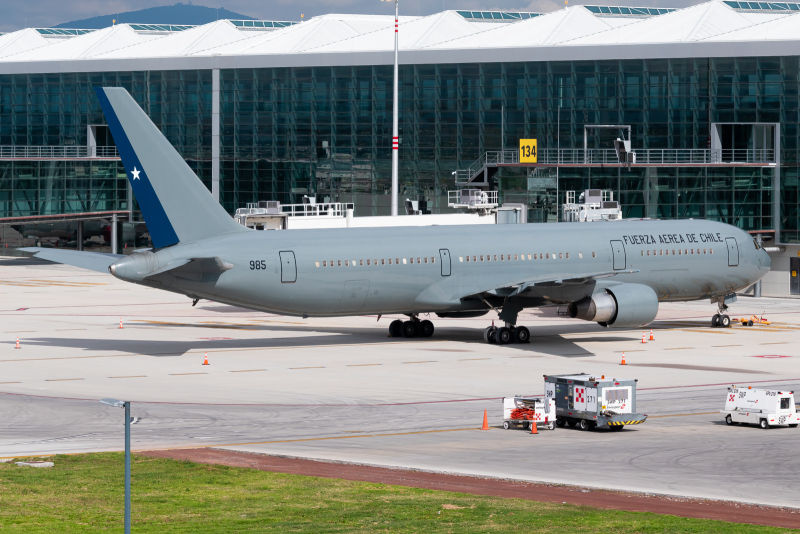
xmin=111 ymin=218 xmax=769 ymax=318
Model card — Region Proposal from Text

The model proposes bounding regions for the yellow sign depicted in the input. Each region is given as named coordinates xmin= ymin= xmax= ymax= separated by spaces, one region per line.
xmin=519 ymin=139 xmax=537 ymax=163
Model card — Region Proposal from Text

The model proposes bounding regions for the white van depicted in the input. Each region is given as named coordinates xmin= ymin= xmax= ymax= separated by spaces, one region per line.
xmin=721 ymin=386 xmax=799 ymax=429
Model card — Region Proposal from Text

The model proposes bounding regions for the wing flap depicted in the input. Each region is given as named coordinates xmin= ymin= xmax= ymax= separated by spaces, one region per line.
xmin=463 ymin=269 xmax=640 ymax=300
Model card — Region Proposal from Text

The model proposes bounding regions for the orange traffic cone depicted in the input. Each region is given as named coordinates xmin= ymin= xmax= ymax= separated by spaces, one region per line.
xmin=481 ymin=409 xmax=489 ymax=430
xmin=202 ymin=352 xmax=209 ymax=366
xmin=620 ymin=352 xmax=627 ymax=365
xmin=14 ymin=336 xmax=20 ymax=349
xmin=649 ymin=329 xmax=654 ymax=341
xmin=119 ymin=318 xmax=123 ymax=329
xmin=641 ymin=332 xmax=647 ymax=344
xmin=530 ymin=419 xmax=538 ymax=434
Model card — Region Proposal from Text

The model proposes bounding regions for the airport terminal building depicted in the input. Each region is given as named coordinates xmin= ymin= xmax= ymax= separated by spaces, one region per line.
xmin=1 ymin=1 xmax=799 ymax=293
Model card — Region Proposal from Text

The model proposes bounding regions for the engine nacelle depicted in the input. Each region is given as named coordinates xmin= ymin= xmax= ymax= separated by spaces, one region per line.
xmin=568 ymin=283 xmax=658 ymax=328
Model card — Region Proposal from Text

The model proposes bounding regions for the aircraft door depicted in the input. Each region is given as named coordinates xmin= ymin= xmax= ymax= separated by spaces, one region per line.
xmin=726 ymin=237 xmax=739 ymax=267
xmin=439 ymin=249 xmax=451 ymax=276
xmin=610 ymin=240 xmax=626 ymax=270
xmin=279 ymin=251 xmax=296 ymax=283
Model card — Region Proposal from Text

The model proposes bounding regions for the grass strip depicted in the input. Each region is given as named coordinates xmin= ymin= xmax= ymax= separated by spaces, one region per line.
xmin=0 ymin=453 xmax=792 ymax=533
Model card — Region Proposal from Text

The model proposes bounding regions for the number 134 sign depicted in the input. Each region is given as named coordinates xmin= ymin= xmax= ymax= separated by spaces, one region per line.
xmin=519 ymin=139 xmax=537 ymax=163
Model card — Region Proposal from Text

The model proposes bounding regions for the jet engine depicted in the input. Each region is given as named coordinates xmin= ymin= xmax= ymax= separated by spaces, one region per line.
xmin=568 ymin=283 xmax=658 ymax=328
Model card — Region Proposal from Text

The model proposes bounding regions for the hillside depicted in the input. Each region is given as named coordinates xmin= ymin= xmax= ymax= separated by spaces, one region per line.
xmin=55 ymin=3 xmax=255 ymax=29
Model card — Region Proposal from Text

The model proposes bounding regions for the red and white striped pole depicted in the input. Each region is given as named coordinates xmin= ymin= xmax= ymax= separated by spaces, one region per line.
xmin=390 ymin=0 xmax=399 ymax=216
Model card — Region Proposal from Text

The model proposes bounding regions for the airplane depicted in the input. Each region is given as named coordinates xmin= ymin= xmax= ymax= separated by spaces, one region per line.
xmin=22 ymin=87 xmax=772 ymax=345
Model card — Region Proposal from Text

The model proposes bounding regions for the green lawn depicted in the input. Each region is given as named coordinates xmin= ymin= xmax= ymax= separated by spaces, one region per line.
xmin=0 ymin=453 xmax=792 ymax=533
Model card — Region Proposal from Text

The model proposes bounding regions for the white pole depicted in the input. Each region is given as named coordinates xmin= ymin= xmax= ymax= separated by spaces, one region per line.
xmin=391 ymin=0 xmax=399 ymax=216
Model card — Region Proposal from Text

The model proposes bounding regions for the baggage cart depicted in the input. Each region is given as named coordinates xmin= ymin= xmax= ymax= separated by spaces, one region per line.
xmin=502 ymin=396 xmax=556 ymax=430
xmin=721 ymin=386 xmax=799 ymax=428
xmin=544 ymin=373 xmax=647 ymax=431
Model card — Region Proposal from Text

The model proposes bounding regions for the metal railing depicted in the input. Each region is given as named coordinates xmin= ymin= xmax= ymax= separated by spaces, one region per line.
xmin=454 ymin=148 xmax=776 ymax=183
xmin=447 ymin=189 xmax=499 ymax=208
xmin=235 ymin=202 xmax=355 ymax=219
xmin=0 ymin=146 xmax=120 ymax=159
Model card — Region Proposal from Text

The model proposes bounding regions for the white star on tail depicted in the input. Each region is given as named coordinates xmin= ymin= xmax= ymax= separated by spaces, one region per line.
xmin=131 ymin=167 xmax=141 ymax=180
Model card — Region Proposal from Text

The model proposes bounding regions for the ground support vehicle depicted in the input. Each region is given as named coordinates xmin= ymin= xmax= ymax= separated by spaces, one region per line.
xmin=502 ymin=396 xmax=556 ymax=430
xmin=544 ymin=373 xmax=647 ymax=431
xmin=721 ymin=386 xmax=798 ymax=428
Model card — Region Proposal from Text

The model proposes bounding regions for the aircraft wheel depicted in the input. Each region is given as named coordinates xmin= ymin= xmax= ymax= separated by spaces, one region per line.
xmin=389 ymin=319 xmax=403 ymax=338
xmin=514 ymin=326 xmax=530 ymax=344
xmin=720 ymin=314 xmax=731 ymax=328
xmin=711 ymin=314 xmax=720 ymax=328
xmin=419 ymin=320 xmax=434 ymax=338
xmin=496 ymin=327 xmax=513 ymax=345
xmin=401 ymin=321 xmax=417 ymax=338
xmin=483 ymin=326 xmax=497 ymax=344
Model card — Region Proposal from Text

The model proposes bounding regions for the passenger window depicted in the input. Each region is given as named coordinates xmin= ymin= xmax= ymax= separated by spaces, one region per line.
xmin=703 ymin=249 xmax=707 ymax=254
xmin=366 ymin=259 xmax=371 ymax=265
xmin=546 ymin=253 xmax=549 ymax=259
xmin=559 ymin=253 xmax=563 ymax=259
xmin=480 ymin=255 xmax=484 ymax=261
xmin=672 ymin=250 xmax=676 ymax=255
xmin=316 ymin=261 xmax=320 ymax=267
xmin=579 ymin=252 xmax=583 ymax=259
xmin=381 ymin=259 xmax=385 ymax=265
xmin=345 ymin=260 xmax=349 ymax=266
xmin=323 ymin=261 xmax=327 ymax=267
xmin=527 ymin=254 xmax=531 ymax=260
xmin=641 ymin=250 xmax=644 ymax=256
xmin=396 ymin=258 xmax=400 ymax=264
xmin=534 ymin=254 xmax=538 ymax=260
xmin=353 ymin=259 xmax=357 ymax=265
xmin=360 ymin=259 xmax=364 ymax=266
xmin=417 ymin=257 xmax=421 ymax=263
xmin=403 ymin=258 xmax=407 ymax=264
xmin=566 ymin=252 xmax=570 ymax=259
xmin=424 ymin=257 xmax=428 ymax=263
xmin=710 ymin=249 xmax=714 ymax=254
xmin=592 ymin=252 xmax=597 ymax=258
xmin=432 ymin=257 xmax=436 ymax=263
xmin=514 ymin=254 xmax=518 ymax=260
xmin=338 ymin=260 xmax=342 ymax=266
xmin=493 ymin=255 xmax=497 ymax=261
xmin=678 ymin=250 xmax=682 ymax=255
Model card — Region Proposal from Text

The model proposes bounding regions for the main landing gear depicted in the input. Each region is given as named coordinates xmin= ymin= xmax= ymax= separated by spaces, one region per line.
xmin=389 ymin=316 xmax=434 ymax=338
xmin=483 ymin=323 xmax=530 ymax=345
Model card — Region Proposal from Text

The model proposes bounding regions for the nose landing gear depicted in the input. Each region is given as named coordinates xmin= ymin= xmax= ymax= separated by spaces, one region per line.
xmin=483 ymin=323 xmax=530 ymax=345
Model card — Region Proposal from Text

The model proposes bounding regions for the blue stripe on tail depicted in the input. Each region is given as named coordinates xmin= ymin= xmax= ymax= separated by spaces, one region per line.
xmin=95 ymin=87 xmax=179 ymax=249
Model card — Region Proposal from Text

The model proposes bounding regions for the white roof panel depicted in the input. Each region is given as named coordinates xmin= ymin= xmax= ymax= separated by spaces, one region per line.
xmin=5 ymin=25 xmax=155 ymax=61
xmin=706 ymin=10 xmax=800 ymax=41
xmin=97 ymin=20 xmax=246 ymax=58
xmin=0 ymin=29 xmax=54 ymax=59
xmin=566 ymin=1 xmax=759 ymax=45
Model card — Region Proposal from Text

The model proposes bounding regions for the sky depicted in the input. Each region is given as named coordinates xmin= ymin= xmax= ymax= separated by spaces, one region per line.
xmin=0 ymin=0 xmax=704 ymax=33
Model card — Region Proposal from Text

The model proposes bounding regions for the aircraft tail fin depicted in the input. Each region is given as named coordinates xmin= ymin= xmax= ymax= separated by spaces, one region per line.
xmin=95 ymin=87 xmax=246 ymax=248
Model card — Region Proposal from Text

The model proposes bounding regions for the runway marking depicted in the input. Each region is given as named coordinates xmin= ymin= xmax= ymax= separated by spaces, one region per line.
xmin=614 ymin=350 xmax=644 ymax=353
xmin=230 ymin=369 xmax=267 ymax=373
xmin=665 ymin=347 xmax=693 ymax=350
xmin=45 ymin=378 xmax=83 ymax=381
xmin=459 ymin=358 xmax=491 ymax=361
xmin=510 ymin=355 xmax=543 ymax=358
xmin=109 ymin=375 xmax=147 ymax=379
xmin=347 ymin=364 xmax=382 ymax=367
xmin=170 ymin=373 xmax=208 ymax=376
xmin=56 ymin=329 xmax=88 ymax=331
xmin=290 ymin=366 xmax=324 ymax=369
xmin=761 ymin=342 xmax=787 ymax=345
xmin=713 ymin=344 xmax=742 ymax=347
xmin=648 ymin=412 xmax=719 ymax=419
xmin=0 ymin=381 xmax=20 ymax=384
xmin=7 ymin=331 xmax=35 ymax=333
xmin=403 ymin=361 xmax=436 ymax=364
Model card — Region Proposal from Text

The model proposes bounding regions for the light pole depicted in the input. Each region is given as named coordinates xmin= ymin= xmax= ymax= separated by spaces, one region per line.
xmin=382 ymin=0 xmax=399 ymax=216
xmin=100 ymin=398 xmax=131 ymax=534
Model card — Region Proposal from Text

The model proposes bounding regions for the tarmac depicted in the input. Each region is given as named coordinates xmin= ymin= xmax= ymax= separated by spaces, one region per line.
xmin=1 ymin=256 xmax=799 ymax=508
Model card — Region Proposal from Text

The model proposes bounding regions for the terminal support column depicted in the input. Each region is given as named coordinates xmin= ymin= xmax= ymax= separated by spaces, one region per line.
xmin=212 ymin=68 xmax=220 ymax=203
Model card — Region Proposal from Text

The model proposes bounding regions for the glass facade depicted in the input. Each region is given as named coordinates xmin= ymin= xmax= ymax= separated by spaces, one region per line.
xmin=1 ymin=57 xmax=799 ymax=242
xmin=0 ymin=70 xmax=212 ymax=216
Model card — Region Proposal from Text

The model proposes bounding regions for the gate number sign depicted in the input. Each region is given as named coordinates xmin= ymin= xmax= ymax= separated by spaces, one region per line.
xmin=519 ymin=139 xmax=537 ymax=163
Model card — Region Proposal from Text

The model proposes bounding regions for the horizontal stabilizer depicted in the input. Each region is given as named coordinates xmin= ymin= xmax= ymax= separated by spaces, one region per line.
xmin=21 ymin=248 xmax=122 ymax=273
xmin=144 ymin=257 xmax=233 ymax=281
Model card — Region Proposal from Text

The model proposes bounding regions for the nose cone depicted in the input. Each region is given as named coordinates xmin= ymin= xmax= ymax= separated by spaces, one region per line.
xmin=760 ymin=249 xmax=772 ymax=271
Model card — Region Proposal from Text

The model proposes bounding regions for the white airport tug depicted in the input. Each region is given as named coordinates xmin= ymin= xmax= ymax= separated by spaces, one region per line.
xmin=722 ymin=386 xmax=799 ymax=429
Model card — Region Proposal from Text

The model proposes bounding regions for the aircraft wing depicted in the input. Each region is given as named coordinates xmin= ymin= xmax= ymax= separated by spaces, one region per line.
xmin=461 ymin=269 xmax=640 ymax=300
xmin=20 ymin=248 xmax=123 ymax=273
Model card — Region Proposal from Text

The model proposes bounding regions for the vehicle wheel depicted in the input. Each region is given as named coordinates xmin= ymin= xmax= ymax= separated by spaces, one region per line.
xmin=747 ymin=320 xmax=754 ymax=327
xmin=579 ymin=419 xmax=590 ymax=431
xmin=401 ymin=321 xmax=417 ymax=338
xmin=720 ymin=315 xmax=731 ymax=328
xmin=419 ymin=320 xmax=434 ymax=338
xmin=566 ymin=419 xmax=577 ymax=428
xmin=496 ymin=327 xmax=513 ymax=345
xmin=522 ymin=421 xmax=530 ymax=430
xmin=725 ymin=414 xmax=733 ymax=425
xmin=610 ymin=425 xmax=624 ymax=431
xmin=483 ymin=326 xmax=497 ymax=344
xmin=514 ymin=326 xmax=530 ymax=344
xmin=389 ymin=319 xmax=403 ymax=338
xmin=555 ymin=417 xmax=565 ymax=428
xmin=503 ymin=421 xmax=510 ymax=430
xmin=711 ymin=314 xmax=720 ymax=328
xmin=760 ymin=419 xmax=769 ymax=429
xmin=548 ymin=422 xmax=556 ymax=431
